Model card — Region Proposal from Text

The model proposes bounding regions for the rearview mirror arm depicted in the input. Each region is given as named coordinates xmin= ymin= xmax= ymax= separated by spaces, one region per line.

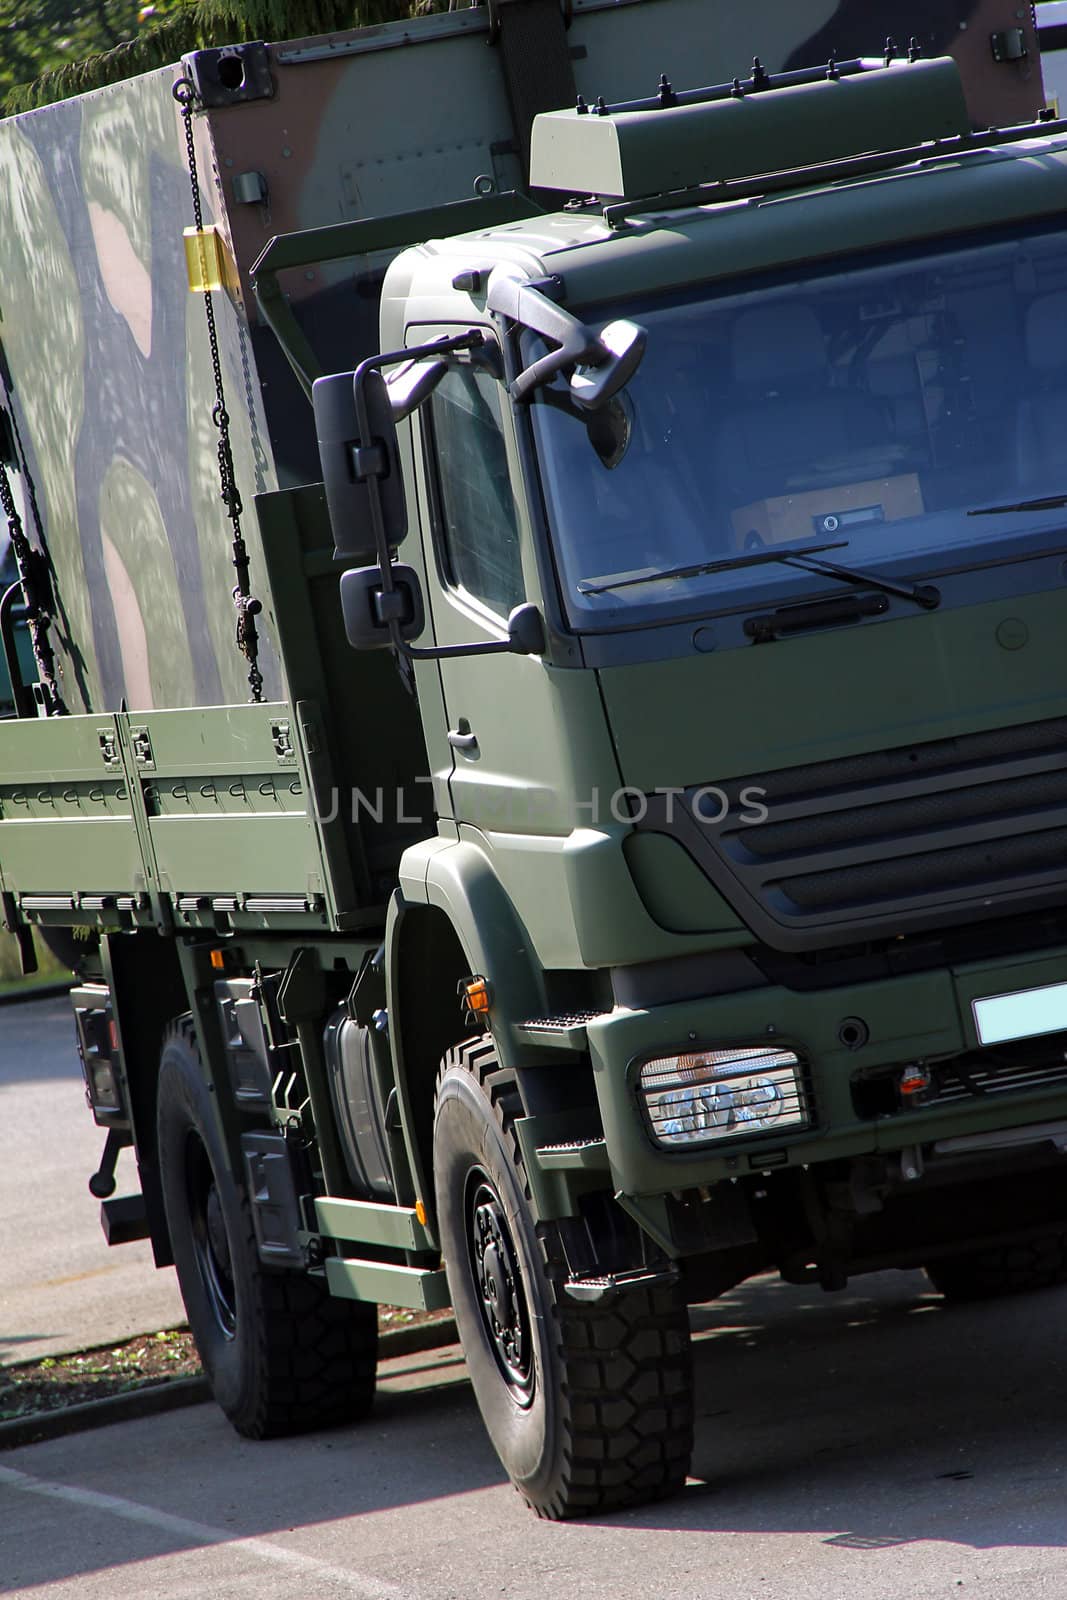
xmin=486 ymin=272 xmax=603 ymax=403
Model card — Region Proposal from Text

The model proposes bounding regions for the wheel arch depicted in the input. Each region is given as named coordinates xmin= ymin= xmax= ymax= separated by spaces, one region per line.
xmin=387 ymin=839 xmax=547 ymax=1221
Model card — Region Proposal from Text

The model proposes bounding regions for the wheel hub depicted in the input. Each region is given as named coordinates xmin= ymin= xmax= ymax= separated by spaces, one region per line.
xmin=469 ymin=1181 xmax=534 ymax=1405
xmin=482 ymin=1240 xmax=512 ymax=1325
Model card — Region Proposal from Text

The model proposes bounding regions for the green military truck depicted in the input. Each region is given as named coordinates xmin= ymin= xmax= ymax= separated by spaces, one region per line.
xmin=1 ymin=0 xmax=1064 ymax=1518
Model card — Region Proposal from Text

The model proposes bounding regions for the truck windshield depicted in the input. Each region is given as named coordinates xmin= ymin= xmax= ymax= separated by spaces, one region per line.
xmin=529 ymin=218 xmax=1067 ymax=630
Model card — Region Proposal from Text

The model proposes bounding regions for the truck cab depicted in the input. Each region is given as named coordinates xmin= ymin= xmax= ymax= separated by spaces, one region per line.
xmin=341 ymin=55 xmax=1067 ymax=1232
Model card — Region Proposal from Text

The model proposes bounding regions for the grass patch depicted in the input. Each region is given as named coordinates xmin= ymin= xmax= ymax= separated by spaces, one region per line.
xmin=0 ymin=1307 xmax=452 ymax=1421
xmin=0 ymin=929 xmax=68 ymax=997
xmin=0 ymin=1329 xmax=202 ymax=1421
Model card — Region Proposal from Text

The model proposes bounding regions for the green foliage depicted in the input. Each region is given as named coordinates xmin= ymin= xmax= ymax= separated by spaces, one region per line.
xmin=0 ymin=1 xmax=185 ymax=107
xmin=0 ymin=0 xmax=441 ymax=116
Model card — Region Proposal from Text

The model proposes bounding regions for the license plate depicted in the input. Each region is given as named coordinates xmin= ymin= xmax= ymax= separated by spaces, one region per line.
xmin=972 ymin=981 xmax=1067 ymax=1046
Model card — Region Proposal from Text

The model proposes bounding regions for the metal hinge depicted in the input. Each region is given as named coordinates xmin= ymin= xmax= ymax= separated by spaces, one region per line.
xmin=129 ymin=726 xmax=155 ymax=769
xmin=271 ymin=718 xmax=296 ymax=766
xmin=990 ymin=28 xmax=1027 ymax=63
xmin=98 ymin=729 xmax=120 ymax=770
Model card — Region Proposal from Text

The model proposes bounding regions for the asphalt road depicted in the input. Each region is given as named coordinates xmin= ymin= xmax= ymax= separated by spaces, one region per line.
xmin=5 ymin=990 xmax=1067 ymax=1596
xmin=0 ymin=993 xmax=185 ymax=1365
xmin=4 ymin=1267 xmax=1067 ymax=1598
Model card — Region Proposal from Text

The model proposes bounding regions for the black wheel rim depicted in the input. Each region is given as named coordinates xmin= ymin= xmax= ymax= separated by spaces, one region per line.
xmin=184 ymin=1131 xmax=237 ymax=1340
xmin=466 ymin=1172 xmax=535 ymax=1407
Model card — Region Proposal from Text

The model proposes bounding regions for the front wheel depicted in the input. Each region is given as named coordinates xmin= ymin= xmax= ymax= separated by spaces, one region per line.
xmin=157 ymin=1015 xmax=378 ymax=1438
xmin=433 ymin=1036 xmax=693 ymax=1519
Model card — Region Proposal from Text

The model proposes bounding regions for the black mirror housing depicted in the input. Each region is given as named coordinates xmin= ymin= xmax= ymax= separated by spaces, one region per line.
xmin=339 ymin=563 xmax=425 ymax=651
xmin=313 ymin=368 xmax=407 ymax=560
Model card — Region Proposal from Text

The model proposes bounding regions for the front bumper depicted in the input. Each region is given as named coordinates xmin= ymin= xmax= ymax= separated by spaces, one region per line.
xmin=587 ymin=945 xmax=1067 ymax=1197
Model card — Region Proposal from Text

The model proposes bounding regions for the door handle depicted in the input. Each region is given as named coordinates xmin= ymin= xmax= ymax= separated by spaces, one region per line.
xmin=447 ymin=726 xmax=479 ymax=752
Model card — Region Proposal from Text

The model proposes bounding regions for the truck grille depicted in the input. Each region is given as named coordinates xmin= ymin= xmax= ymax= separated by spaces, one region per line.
xmin=931 ymin=1055 xmax=1067 ymax=1105
xmin=637 ymin=716 xmax=1067 ymax=951
xmin=853 ymin=1037 xmax=1067 ymax=1120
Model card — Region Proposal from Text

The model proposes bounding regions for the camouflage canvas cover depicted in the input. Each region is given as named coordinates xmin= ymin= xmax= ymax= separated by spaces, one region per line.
xmin=0 ymin=0 xmax=1043 ymax=716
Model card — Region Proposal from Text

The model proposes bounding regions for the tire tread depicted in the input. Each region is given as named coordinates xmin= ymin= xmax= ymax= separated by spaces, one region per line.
xmin=160 ymin=1016 xmax=377 ymax=1441
xmin=438 ymin=1036 xmax=693 ymax=1520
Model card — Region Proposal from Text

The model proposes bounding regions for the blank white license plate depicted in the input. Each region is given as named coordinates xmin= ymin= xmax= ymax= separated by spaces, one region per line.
xmin=972 ymin=981 xmax=1067 ymax=1046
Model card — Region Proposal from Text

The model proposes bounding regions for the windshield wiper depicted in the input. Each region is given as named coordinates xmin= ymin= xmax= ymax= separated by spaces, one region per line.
xmin=578 ymin=539 xmax=941 ymax=609
xmin=968 ymin=493 xmax=1067 ymax=516
xmin=577 ymin=541 xmax=848 ymax=594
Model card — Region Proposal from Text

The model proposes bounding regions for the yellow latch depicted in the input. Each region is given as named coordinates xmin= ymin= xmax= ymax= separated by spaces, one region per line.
xmin=183 ymin=225 xmax=237 ymax=295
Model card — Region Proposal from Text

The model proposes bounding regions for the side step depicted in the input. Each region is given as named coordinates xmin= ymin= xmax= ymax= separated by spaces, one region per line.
xmin=316 ymin=1195 xmax=450 ymax=1310
xmin=324 ymin=1256 xmax=452 ymax=1311
xmin=564 ymin=1264 xmax=680 ymax=1305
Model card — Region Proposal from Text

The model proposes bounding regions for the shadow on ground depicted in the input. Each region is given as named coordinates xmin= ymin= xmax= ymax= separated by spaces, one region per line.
xmin=5 ymin=1266 xmax=1067 ymax=1594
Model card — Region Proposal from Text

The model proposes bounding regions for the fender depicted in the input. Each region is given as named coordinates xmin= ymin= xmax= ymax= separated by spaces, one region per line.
xmin=397 ymin=834 xmax=546 ymax=1051
xmin=381 ymin=836 xmax=546 ymax=1228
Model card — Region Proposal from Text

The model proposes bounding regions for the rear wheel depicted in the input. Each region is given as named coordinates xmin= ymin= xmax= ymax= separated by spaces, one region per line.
xmin=433 ymin=1036 xmax=693 ymax=1519
xmin=926 ymin=1232 xmax=1067 ymax=1302
xmin=157 ymin=1015 xmax=377 ymax=1437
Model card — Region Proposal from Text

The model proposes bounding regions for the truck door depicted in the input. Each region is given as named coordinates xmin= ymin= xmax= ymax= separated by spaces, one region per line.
xmin=411 ymin=332 xmax=572 ymax=841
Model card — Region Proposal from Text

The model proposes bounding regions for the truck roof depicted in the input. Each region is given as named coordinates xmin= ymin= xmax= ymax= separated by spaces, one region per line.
xmin=401 ymin=122 xmax=1067 ymax=319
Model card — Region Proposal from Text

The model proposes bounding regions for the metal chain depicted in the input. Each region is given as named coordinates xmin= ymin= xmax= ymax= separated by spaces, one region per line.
xmin=0 ymin=451 xmax=64 ymax=714
xmin=173 ymin=76 xmax=264 ymax=703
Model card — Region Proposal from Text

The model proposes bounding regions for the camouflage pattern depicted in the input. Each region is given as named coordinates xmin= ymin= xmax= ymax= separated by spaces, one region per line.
xmin=0 ymin=66 xmax=273 ymax=713
xmin=0 ymin=0 xmax=1044 ymax=716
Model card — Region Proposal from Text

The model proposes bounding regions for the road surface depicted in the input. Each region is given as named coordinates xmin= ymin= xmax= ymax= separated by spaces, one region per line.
xmin=4 ymin=1268 xmax=1067 ymax=1597
xmin=0 ymin=993 xmax=185 ymax=1365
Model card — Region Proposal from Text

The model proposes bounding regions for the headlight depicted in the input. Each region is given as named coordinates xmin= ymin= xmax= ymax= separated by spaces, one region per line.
xmin=638 ymin=1045 xmax=809 ymax=1149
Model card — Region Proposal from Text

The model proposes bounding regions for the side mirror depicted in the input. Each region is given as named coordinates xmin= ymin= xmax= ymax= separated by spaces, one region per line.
xmin=570 ymin=321 xmax=646 ymax=411
xmin=313 ymin=368 xmax=407 ymax=560
xmin=339 ymin=563 xmax=425 ymax=652
xmin=339 ymin=567 xmax=547 ymax=661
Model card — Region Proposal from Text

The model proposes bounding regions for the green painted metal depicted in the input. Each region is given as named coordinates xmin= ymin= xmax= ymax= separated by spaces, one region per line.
xmin=0 ymin=715 xmax=145 ymax=902
xmin=535 ymin=1140 xmax=610 ymax=1173
xmin=529 ymin=59 xmax=970 ymax=200
xmin=599 ymin=587 xmax=1067 ymax=793
xmin=583 ymin=945 xmax=1067 ymax=1196
xmin=315 ymin=1195 xmax=435 ymax=1252
xmin=511 ymin=1110 xmax=610 ymax=1221
xmin=251 ymin=193 xmax=543 ymax=396
xmin=324 ymin=1255 xmax=452 ymax=1311
xmin=513 ymin=1019 xmax=594 ymax=1051
xmin=456 ymin=128 xmax=1067 ymax=321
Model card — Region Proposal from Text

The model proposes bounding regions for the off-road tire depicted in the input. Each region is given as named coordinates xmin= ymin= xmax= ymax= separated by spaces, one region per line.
xmin=157 ymin=1015 xmax=377 ymax=1438
xmin=926 ymin=1232 xmax=1067 ymax=1302
xmin=433 ymin=1035 xmax=693 ymax=1519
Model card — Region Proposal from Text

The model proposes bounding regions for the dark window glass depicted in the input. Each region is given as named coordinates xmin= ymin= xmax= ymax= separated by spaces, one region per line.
xmin=431 ymin=365 xmax=524 ymax=617
xmin=528 ymin=217 xmax=1067 ymax=629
